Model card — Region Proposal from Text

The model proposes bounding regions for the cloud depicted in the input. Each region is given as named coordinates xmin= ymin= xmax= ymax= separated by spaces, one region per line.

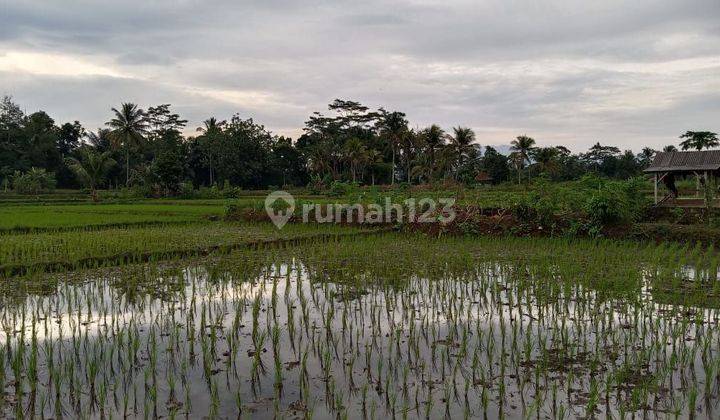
xmin=0 ymin=0 xmax=718 ymax=151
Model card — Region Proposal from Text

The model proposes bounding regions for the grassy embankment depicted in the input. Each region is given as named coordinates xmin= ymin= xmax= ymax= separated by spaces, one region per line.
xmin=0 ymin=197 xmax=379 ymax=278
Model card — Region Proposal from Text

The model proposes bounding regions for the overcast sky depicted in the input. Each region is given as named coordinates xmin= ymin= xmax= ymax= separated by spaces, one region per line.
xmin=1 ymin=0 xmax=718 ymax=152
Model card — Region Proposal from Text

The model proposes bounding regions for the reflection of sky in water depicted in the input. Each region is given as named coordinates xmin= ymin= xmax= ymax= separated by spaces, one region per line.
xmin=0 ymin=258 xmax=718 ymax=419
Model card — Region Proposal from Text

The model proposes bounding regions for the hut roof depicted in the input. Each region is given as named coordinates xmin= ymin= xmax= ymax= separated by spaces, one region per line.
xmin=643 ymin=150 xmax=720 ymax=173
xmin=475 ymin=171 xmax=493 ymax=182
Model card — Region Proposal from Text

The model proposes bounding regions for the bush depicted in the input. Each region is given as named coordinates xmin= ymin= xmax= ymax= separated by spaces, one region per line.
xmin=397 ymin=182 xmax=411 ymax=192
xmin=512 ymin=190 xmax=561 ymax=232
xmin=584 ymin=190 xmax=626 ymax=228
xmin=178 ymin=182 xmax=198 ymax=199
xmin=509 ymin=177 xmax=649 ymax=237
xmin=307 ymin=174 xmax=329 ymax=195
xmin=326 ymin=181 xmax=354 ymax=197
xmin=583 ymin=177 xmax=648 ymax=231
xmin=221 ymin=186 xmax=241 ymax=199
xmin=12 ymin=168 xmax=56 ymax=195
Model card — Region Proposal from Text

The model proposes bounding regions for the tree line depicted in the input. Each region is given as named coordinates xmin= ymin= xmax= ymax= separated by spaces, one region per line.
xmin=0 ymin=96 xmax=717 ymax=196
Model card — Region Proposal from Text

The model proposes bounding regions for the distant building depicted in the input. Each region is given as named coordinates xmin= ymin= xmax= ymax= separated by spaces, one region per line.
xmin=475 ymin=171 xmax=494 ymax=184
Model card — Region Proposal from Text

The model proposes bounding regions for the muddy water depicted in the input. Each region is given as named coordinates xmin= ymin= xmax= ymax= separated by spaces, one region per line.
xmin=1 ymin=254 xmax=718 ymax=419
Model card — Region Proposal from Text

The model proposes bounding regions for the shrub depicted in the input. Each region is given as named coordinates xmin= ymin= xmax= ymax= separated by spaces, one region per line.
xmin=582 ymin=177 xmax=649 ymax=231
xmin=178 ymin=182 xmax=198 ymax=199
xmin=12 ymin=168 xmax=56 ymax=195
xmin=509 ymin=177 xmax=649 ymax=236
xmin=512 ymin=190 xmax=561 ymax=231
xmin=397 ymin=182 xmax=411 ymax=192
xmin=307 ymin=174 xmax=330 ymax=195
xmin=326 ymin=181 xmax=353 ymax=197
xmin=222 ymin=186 xmax=241 ymax=199
xmin=584 ymin=190 xmax=626 ymax=227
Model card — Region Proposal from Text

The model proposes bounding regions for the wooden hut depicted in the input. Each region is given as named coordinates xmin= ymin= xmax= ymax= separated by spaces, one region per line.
xmin=474 ymin=171 xmax=494 ymax=184
xmin=643 ymin=150 xmax=720 ymax=206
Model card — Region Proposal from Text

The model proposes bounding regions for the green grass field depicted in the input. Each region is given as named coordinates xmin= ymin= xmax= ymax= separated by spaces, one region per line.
xmin=1 ymin=190 xmax=720 ymax=418
xmin=0 ymin=221 xmax=368 ymax=269
xmin=0 ymin=201 xmax=232 ymax=231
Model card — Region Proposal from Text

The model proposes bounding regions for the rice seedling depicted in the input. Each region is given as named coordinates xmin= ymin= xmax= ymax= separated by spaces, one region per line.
xmin=0 ymin=221 xmax=373 ymax=281
xmin=1 ymin=232 xmax=719 ymax=418
xmin=0 ymin=202 xmax=232 ymax=234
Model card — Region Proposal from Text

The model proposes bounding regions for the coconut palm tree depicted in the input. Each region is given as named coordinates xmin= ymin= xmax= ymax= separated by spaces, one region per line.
xmin=435 ymin=145 xmax=456 ymax=180
xmin=307 ymin=145 xmax=333 ymax=179
xmin=376 ymin=110 xmax=408 ymax=185
xmin=451 ymin=127 xmax=476 ymax=168
xmin=638 ymin=147 xmax=656 ymax=167
xmin=679 ymin=131 xmax=719 ymax=151
xmin=510 ymin=135 xmax=536 ymax=183
xmin=410 ymin=153 xmax=433 ymax=184
xmin=106 ymin=103 xmax=148 ymax=186
xmin=85 ymin=129 xmax=112 ymax=151
xmin=401 ymin=130 xmax=423 ymax=183
xmin=508 ymin=152 xmax=525 ymax=185
xmin=531 ymin=147 xmax=559 ymax=176
xmin=423 ymin=124 xmax=446 ymax=181
xmin=342 ymin=138 xmax=369 ymax=183
xmin=663 ymin=145 xmax=678 ymax=153
xmin=196 ymin=117 xmax=226 ymax=186
xmin=366 ymin=149 xmax=383 ymax=185
xmin=65 ymin=147 xmax=116 ymax=201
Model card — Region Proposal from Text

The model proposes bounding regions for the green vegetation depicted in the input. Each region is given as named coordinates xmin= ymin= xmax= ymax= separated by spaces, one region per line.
xmin=0 ymin=222 xmax=369 ymax=277
xmin=0 ymin=203 xmax=226 ymax=232
xmin=2 ymin=95 xmax=715 ymax=199
xmin=8 ymin=168 xmax=56 ymax=195
xmin=1 ymin=233 xmax=719 ymax=418
xmin=64 ymin=147 xmax=117 ymax=201
xmin=0 ymin=173 xmax=717 ymax=418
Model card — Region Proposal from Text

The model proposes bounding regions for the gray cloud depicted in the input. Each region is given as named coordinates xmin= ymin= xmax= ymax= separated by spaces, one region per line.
xmin=1 ymin=0 xmax=718 ymax=151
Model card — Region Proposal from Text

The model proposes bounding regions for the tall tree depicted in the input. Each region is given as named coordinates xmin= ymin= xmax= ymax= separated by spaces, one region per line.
xmin=106 ymin=103 xmax=149 ymax=186
xmin=400 ymin=130 xmax=423 ymax=183
xmin=57 ymin=121 xmax=84 ymax=156
xmin=0 ymin=97 xmax=25 ymax=188
xmin=86 ymin=129 xmax=113 ymax=152
xmin=22 ymin=111 xmax=61 ymax=172
xmin=214 ymin=115 xmax=274 ymax=188
xmin=301 ymin=99 xmax=380 ymax=182
xmin=270 ymin=136 xmax=306 ymax=187
xmin=481 ymin=146 xmax=510 ymax=184
xmin=410 ymin=152 xmax=434 ymax=184
xmin=327 ymin=99 xmax=376 ymax=128
xmin=638 ymin=147 xmax=656 ymax=168
xmin=342 ymin=137 xmax=369 ymax=183
xmin=510 ymin=135 xmax=536 ymax=183
xmin=0 ymin=96 xmax=24 ymax=128
xmin=56 ymin=121 xmax=86 ymax=188
xmin=531 ymin=147 xmax=559 ymax=176
xmin=582 ymin=142 xmax=620 ymax=174
xmin=451 ymin=127 xmax=476 ymax=166
xmin=196 ymin=117 xmax=225 ymax=185
xmin=376 ymin=110 xmax=408 ymax=185
xmin=146 ymin=104 xmax=188 ymax=140
xmin=423 ymin=124 xmax=445 ymax=181
xmin=508 ymin=152 xmax=524 ymax=184
xmin=152 ymin=129 xmax=187 ymax=194
xmin=679 ymin=131 xmax=719 ymax=151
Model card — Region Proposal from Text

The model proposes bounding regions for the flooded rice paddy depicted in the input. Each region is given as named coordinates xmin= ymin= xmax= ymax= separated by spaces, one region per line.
xmin=1 ymin=234 xmax=720 ymax=419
